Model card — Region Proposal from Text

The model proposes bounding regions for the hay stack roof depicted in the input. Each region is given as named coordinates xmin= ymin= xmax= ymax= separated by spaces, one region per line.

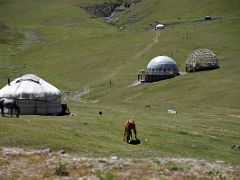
xmin=186 ymin=49 xmax=219 ymax=72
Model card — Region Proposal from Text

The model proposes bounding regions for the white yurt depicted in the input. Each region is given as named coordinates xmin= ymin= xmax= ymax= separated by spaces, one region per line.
xmin=155 ymin=24 xmax=165 ymax=30
xmin=0 ymin=74 xmax=62 ymax=115
xmin=138 ymin=56 xmax=179 ymax=82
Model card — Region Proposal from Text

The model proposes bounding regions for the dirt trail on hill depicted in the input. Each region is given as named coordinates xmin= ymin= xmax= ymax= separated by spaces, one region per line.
xmin=164 ymin=16 xmax=240 ymax=27
xmin=0 ymin=147 xmax=239 ymax=179
xmin=110 ymin=30 xmax=161 ymax=79
xmin=135 ymin=30 xmax=160 ymax=58
xmin=63 ymin=86 xmax=90 ymax=103
xmin=154 ymin=30 xmax=160 ymax=43
xmin=18 ymin=29 xmax=42 ymax=50
xmin=72 ymin=86 xmax=90 ymax=102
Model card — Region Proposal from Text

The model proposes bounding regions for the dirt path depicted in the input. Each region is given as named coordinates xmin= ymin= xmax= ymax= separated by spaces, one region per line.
xmin=18 ymin=29 xmax=42 ymax=50
xmin=135 ymin=30 xmax=160 ymax=58
xmin=153 ymin=30 xmax=160 ymax=43
xmin=0 ymin=147 xmax=239 ymax=179
xmin=165 ymin=16 xmax=240 ymax=27
xmin=229 ymin=114 xmax=240 ymax=118
xmin=72 ymin=86 xmax=90 ymax=103
xmin=110 ymin=29 xmax=161 ymax=80
xmin=129 ymin=80 xmax=142 ymax=87
xmin=63 ymin=86 xmax=90 ymax=103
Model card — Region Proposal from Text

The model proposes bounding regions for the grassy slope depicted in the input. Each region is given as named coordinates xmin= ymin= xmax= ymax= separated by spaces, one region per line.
xmin=0 ymin=0 xmax=239 ymax=164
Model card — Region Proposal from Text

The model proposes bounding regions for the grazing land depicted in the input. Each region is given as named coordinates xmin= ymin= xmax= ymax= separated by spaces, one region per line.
xmin=0 ymin=0 xmax=240 ymax=178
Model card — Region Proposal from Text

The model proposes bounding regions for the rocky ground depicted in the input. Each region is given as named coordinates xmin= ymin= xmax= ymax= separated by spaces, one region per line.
xmin=85 ymin=1 xmax=131 ymax=18
xmin=0 ymin=147 xmax=239 ymax=179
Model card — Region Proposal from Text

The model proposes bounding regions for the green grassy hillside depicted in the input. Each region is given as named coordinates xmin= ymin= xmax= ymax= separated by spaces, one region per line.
xmin=0 ymin=0 xmax=240 ymax=164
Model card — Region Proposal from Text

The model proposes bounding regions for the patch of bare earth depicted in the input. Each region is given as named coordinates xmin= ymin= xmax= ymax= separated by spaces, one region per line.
xmin=0 ymin=147 xmax=239 ymax=179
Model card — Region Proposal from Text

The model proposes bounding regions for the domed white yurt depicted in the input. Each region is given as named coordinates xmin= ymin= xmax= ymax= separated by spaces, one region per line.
xmin=186 ymin=49 xmax=219 ymax=72
xmin=138 ymin=56 xmax=179 ymax=82
xmin=0 ymin=74 xmax=62 ymax=115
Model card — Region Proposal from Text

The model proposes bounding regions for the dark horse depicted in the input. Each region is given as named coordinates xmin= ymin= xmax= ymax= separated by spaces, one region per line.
xmin=0 ymin=98 xmax=20 ymax=118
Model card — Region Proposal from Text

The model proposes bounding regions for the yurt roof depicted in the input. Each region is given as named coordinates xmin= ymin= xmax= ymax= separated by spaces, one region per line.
xmin=147 ymin=56 xmax=177 ymax=69
xmin=0 ymin=74 xmax=61 ymax=101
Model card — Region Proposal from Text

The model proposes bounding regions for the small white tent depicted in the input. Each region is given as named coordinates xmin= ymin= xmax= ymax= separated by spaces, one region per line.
xmin=155 ymin=24 xmax=165 ymax=30
xmin=0 ymin=74 xmax=62 ymax=115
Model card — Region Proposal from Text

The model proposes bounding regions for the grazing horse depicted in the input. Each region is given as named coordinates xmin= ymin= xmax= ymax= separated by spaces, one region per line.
xmin=123 ymin=119 xmax=137 ymax=143
xmin=0 ymin=98 xmax=20 ymax=118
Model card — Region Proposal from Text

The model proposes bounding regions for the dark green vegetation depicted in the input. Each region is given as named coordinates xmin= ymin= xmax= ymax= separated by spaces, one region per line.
xmin=0 ymin=0 xmax=239 ymax=164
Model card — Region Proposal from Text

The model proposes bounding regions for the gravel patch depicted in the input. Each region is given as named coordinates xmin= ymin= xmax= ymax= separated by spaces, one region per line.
xmin=1 ymin=147 xmax=239 ymax=179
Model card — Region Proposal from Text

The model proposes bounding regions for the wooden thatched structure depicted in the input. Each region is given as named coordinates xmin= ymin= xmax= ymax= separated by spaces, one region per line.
xmin=186 ymin=49 xmax=219 ymax=72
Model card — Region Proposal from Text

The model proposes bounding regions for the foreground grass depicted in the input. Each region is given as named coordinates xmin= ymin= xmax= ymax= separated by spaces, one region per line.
xmin=0 ymin=102 xmax=239 ymax=164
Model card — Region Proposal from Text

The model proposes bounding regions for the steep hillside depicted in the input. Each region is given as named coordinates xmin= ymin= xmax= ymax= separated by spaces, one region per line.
xmin=0 ymin=0 xmax=239 ymax=164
